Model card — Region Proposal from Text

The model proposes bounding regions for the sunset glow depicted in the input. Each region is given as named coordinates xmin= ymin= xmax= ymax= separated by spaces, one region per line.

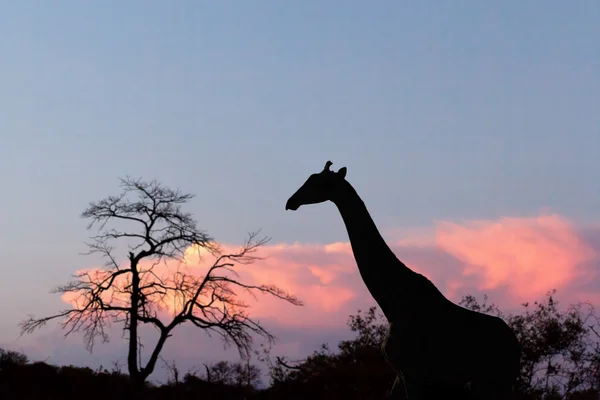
xmin=61 ymin=212 xmax=600 ymax=329
xmin=4 ymin=3 xmax=599 ymax=392
xmin=435 ymin=214 xmax=596 ymax=300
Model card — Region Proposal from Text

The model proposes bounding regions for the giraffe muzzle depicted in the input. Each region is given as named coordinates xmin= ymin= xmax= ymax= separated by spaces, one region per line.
xmin=285 ymin=198 xmax=300 ymax=211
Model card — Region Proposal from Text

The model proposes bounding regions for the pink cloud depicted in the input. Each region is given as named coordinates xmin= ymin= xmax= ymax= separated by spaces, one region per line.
xmin=16 ymin=211 xmax=599 ymax=384
xmin=59 ymin=212 xmax=600 ymax=341
xmin=59 ymin=240 xmax=367 ymax=331
xmin=434 ymin=214 xmax=597 ymax=303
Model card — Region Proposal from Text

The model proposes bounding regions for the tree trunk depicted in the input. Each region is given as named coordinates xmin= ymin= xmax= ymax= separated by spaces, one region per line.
xmin=126 ymin=374 xmax=146 ymax=400
xmin=127 ymin=256 xmax=142 ymax=398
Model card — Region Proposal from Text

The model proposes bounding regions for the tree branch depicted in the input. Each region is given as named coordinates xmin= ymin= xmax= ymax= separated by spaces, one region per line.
xmin=19 ymin=177 xmax=303 ymax=386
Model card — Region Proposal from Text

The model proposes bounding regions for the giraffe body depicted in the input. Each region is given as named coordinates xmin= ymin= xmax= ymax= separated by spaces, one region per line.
xmin=286 ymin=161 xmax=521 ymax=399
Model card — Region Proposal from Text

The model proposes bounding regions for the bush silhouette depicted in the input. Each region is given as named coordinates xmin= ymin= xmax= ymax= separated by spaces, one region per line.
xmin=4 ymin=290 xmax=600 ymax=399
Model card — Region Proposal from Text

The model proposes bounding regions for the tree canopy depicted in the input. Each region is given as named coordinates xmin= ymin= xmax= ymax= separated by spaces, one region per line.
xmin=19 ymin=177 xmax=302 ymax=390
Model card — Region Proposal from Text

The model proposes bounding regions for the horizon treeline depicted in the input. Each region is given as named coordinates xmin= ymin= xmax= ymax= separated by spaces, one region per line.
xmin=2 ymin=289 xmax=600 ymax=400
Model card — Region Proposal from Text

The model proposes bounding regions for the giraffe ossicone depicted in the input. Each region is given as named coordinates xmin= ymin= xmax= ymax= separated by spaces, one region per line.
xmin=286 ymin=161 xmax=521 ymax=400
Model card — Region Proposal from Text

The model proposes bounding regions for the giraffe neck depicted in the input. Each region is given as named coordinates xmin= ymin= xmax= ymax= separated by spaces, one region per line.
xmin=332 ymin=180 xmax=415 ymax=313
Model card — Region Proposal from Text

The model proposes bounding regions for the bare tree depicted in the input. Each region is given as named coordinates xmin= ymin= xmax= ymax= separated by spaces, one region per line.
xmin=19 ymin=177 xmax=302 ymax=390
xmin=160 ymin=356 xmax=181 ymax=386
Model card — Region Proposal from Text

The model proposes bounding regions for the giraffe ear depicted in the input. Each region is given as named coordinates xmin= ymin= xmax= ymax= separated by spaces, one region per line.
xmin=337 ymin=167 xmax=347 ymax=178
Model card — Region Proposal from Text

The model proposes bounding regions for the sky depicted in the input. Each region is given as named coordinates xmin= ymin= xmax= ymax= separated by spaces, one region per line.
xmin=1 ymin=0 xmax=599 ymax=385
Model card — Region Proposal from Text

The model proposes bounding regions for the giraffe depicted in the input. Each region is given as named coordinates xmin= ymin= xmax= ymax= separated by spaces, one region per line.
xmin=285 ymin=161 xmax=521 ymax=400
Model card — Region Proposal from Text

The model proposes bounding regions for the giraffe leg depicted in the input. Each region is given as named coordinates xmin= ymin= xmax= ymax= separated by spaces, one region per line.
xmin=470 ymin=379 xmax=513 ymax=400
xmin=385 ymin=371 xmax=427 ymax=400
xmin=382 ymin=322 xmax=427 ymax=400
xmin=400 ymin=369 xmax=428 ymax=400
xmin=386 ymin=375 xmax=404 ymax=399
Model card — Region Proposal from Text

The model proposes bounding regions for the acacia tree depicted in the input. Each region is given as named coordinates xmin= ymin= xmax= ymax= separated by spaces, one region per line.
xmin=460 ymin=291 xmax=600 ymax=398
xmin=19 ymin=177 xmax=302 ymax=390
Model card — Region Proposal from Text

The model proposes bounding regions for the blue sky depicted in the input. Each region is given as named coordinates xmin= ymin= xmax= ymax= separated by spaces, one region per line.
xmin=0 ymin=0 xmax=599 ymax=382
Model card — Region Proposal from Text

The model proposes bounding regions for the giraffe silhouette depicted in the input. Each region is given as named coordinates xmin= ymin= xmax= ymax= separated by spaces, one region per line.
xmin=285 ymin=161 xmax=521 ymax=400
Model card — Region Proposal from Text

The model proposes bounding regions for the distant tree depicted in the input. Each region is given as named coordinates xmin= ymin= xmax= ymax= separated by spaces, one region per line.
xmin=189 ymin=359 xmax=262 ymax=388
xmin=233 ymin=359 xmax=262 ymax=388
xmin=262 ymin=292 xmax=600 ymax=399
xmin=19 ymin=177 xmax=302 ymax=392
xmin=261 ymin=307 xmax=396 ymax=399
xmin=459 ymin=290 xmax=600 ymax=398
xmin=0 ymin=348 xmax=28 ymax=369
xmin=160 ymin=357 xmax=182 ymax=386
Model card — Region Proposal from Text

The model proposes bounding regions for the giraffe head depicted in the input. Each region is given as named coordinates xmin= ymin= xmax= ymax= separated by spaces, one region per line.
xmin=285 ymin=161 xmax=347 ymax=211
